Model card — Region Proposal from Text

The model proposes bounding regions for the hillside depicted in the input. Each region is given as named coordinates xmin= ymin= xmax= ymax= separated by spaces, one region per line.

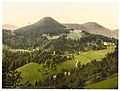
xmin=3 ymin=17 xmax=117 ymax=49
xmin=17 ymin=62 xmax=55 ymax=85
xmin=112 ymin=29 xmax=118 ymax=38
xmin=17 ymin=62 xmax=42 ymax=84
xmin=16 ymin=47 xmax=115 ymax=85
xmin=3 ymin=28 xmax=49 ymax=49
xmin=56 ymin=47 xmax=115 ymax=72
xmin=64 ymin=23 xmax=86 ymax=30
xmin=45 ymin=30 xmax=117 ymax=52
xmin=82 ymin=22 xmax=117 ymax=38
xmin=85 ymin=75 xmax=118 ymax=89
xmin=64 ymin=22 xmax=118 ymax=39
xmin=66 ymin=32 xmax=84 ymax=40
xmin=14 ymin=17 xmax=67 ymax=36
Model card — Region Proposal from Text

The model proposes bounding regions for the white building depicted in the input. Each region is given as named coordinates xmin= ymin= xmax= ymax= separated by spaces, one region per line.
xmin=68 ymin=72 xmax=71 ymax=76
xmin=74 ymin=30 xmax=82 ymax=33
xmin=64 ymin=72 xmax=67 ymax=76
xmin=53 ymin=75 xmax=56 ymax=79
xmin=103 ymin=42 xmax=108 ymax=45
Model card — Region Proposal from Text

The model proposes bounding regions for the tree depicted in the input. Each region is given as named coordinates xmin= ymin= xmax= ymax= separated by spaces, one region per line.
xmin=77 ymin=61 xmax=81 ymax=69
xmin=5 ymin=70 xmax=22 ymax=88
xmin=44 ymin=59 xmax=51 ymax=69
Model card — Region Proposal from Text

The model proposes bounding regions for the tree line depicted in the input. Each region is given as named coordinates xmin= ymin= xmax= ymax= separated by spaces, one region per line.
xmin=3 ymin=29 xmax=117 ymax=51
xmin=46 ymin=31 xmax=117 ymax=52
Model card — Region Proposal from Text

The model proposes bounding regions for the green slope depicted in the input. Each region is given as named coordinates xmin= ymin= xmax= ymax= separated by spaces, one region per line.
xmin=17 ymin=48 xmax=115 ymax=85
xmin=17 ymin=62 xmax=42 ymax=85
xmin=84 ymin=76 xmax=118 ymax=89
xmin=56 ymin=48 xmax=115 ymax=72
xmin=17 ymin=62 xmax=55 ymax=85
xmin=66 ymin=32 xmax=84 ymax=40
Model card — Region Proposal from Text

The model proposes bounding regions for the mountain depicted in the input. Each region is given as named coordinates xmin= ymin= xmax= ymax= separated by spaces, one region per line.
xmin=82 ymin=22 xmax=107 ymax=30
xmin=112 ymin=29 xmax=118 ymax=38
xmin=64 ymin=22 xmax=118 ymax=39
xmin=3 ymin=17 xmax=67 ymax=49
xmin=3 ymin=17 xmax=118 ymax=49
xmin=82 ymin=22 xmax=118 ymax=38
xmin=2 ymin=24 xmax=18 ymax=31
xmin=14 ymin=17 xmax=67 ymax=36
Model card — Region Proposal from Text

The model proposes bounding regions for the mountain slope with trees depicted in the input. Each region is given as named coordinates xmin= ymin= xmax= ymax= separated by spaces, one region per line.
xmin=64 ymin=22 xmax=118 ymax=39
xmin=14 ymin=17 xmax=67 ymax=36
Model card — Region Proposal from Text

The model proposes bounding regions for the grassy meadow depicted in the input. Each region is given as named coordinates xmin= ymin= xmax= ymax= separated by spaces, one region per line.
xmin=85 ymin=75 xmax=118 ymax=89
xmin=17 ymin=47 xmax=115 ymax=85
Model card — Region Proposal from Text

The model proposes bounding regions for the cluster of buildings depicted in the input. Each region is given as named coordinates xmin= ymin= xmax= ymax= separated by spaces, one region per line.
xmin=53 ymin=71 xmax=71 ymax=79
xmin=66 ymin=28 xmax=82 ymax=33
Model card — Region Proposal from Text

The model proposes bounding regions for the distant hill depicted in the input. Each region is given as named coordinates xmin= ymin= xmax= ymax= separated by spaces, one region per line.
xmin=64 ymin=23 xmax=86 ymax=30
xmin=112 ymin=29 xmax=118 ymax=38
xmin=82 ymin=22 xmax=118 ymax=39
xmin=64 ymin=22 xmax=118 ymax=39
xmin=14 ymin=17 xmax=67 ymax=36
xmin=2 ymin=24 xmax=18 ymax=31
xmin=82 ymin=22 xmax=107 ymax=30
xmin=3 ymin=17 xmax=118 ymax=49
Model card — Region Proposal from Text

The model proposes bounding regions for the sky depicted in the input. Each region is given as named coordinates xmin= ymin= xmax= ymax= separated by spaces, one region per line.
xmin=2 ymin=1 xmax=119 ymax=30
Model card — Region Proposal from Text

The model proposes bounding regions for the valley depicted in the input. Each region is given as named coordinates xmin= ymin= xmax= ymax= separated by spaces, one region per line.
xmin=57 ymin=47 xmax=115 ymax=72
xmin=2 ymin=17 xmax=118 ymax=89
xmin=16 ymin=47 xmax=115 ymax=85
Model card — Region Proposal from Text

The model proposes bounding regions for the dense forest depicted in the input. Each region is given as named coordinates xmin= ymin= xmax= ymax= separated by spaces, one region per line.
xmin=3 ymin=29 xmax=49 ymax=49
xmin=3 ymin=29 xmax=117 ymax=51
xmin=45 ymin=31 xmax=117 ymax=52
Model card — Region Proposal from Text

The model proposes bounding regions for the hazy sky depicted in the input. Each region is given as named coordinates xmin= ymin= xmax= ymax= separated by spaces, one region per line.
xmin=3 ymin=1 xmax=118 ymax=29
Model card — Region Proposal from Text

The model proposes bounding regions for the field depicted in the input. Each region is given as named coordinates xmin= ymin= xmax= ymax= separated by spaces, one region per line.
xmin=17 ymin=62 xmax=56 ymax=85
xmin=66 ymin=32 xmax=84 ymax=40
xmin=56 ymin=47 xmax=115 ymax=72
xmin=17 ymin=62 xmax=42 ymax=85
xmin=84 ymin=75 xmax=118 ymax=89
xmin=47 ymin=35 xmax=60 ymax=40
xmin=47 ymin=32 xmax=84 ymax=40
xmin=17 ymin=47 xmax=115 ymax=85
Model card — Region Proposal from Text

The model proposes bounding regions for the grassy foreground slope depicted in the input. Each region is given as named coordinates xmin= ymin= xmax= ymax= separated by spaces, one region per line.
xmin=17 ymin=62 xmax=42 ymax=85
xmin=17 ymin=62 xmax=55 ymax=85
xmin=17 ymin=47 xmax=115 ymax=85
xmin=84 ymin=75 xmax=118 ymax=89
xmin=56 ymin=48 xmax=115 ymax=72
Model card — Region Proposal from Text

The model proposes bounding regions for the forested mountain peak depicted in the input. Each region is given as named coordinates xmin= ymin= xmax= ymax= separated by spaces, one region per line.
xmin=33 ymin=17 xmax=66 ymax=28
xmin=14 ymin=17 xmax=67 ymax=36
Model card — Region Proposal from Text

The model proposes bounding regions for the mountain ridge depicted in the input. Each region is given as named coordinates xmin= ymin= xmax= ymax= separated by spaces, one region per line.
xmin=64 ymin=22 xmax=118 ymax=39
xmin=3 ymin=17 xmax=118 ymax=38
